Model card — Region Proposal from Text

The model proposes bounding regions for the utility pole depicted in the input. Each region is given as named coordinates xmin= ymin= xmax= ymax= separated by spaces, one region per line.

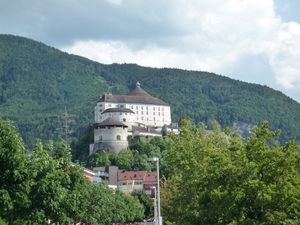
xmin=55 ymin=106 xmax=75 ymax=143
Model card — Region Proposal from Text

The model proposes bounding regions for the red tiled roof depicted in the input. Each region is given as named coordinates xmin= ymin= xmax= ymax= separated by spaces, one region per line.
xmin=118 ymin=171 xmax=158 ymax=182
xmin=118 ymin=171 xmax=147 ymax=181
xmin=143 ymin=172 xmax=157 ymax=183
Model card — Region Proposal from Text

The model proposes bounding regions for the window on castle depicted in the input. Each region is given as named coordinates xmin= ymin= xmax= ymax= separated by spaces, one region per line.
xmin=99 ymin=136 xmax=102 ymax=141
xmin=131 ymin=106 xmax=133 ymax=109
xmin=146 ymin=111 xmax=148 ymax=115
xmin=162 ymin=113 xmax=164 ymax=116
xmin=154 ymin=117 xmax=155 ymax=121
xmin=153 ymin=107 xmax=155 ymax=110
xmin=141 ymin=111 xmax=143 ymax=115
xmin=158 ymin=112 xmax=160 ymax=116
xmin=162 ymin=107 xmax=164 ymax=111
xmin=136 ymin=106 xmax=138 ymax=109
xmin=153 ymin=112 xmax=155 ymax=115
xmin=146 ymin=106 xmax=148 ymax=110
xmin=117 ymin=135 xmax=121 ymax=140
xmin=158 ymin=107 xmax=160 ymax=111
xmin=123 ymin=118 xmax=126 ymax=122
xmin=141 ymin=106 xmax=143 ymax=110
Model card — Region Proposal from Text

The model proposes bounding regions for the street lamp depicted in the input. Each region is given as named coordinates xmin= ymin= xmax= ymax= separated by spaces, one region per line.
xmin=148 ymin=157 xmax=162 ymax=225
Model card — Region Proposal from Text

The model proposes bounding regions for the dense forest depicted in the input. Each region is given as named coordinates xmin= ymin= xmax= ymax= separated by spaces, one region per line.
xmin=1 ymin=34 xmax=300 ymax=149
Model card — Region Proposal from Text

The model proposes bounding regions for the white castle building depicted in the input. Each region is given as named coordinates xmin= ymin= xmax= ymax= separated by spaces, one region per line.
xmin=89 ymin=82 xmax=175 ymax=154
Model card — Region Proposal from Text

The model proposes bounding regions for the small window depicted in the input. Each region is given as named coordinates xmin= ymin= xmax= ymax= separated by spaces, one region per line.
xmin=141 ymin=106 xmax=143 ymax=110
xmin=158 ymin=107 xmax=160 ymax=111
xmin=153 ymin=107 xmax=155 ymax=110
xmin=153 ymin=112 xmax=155 ymax=115
xmin=131 ymin=106 xmax=133 ymax=109
xmin=146 ymin=106 xmax=148 ymax=110
xmin=158 ymin=112 xmax=160 ymax=116
xmin=154 ymin=117 xmax=155 ymax=121
xmin=123 ymin=118 xmax=126 ymax=122
xmin=136 ymin=106 xmax=138 ymax=109
xmin=162 ymin=108 xmax=164 ymax=111
xmin=117 ymin=135 xmax=121 ymax=140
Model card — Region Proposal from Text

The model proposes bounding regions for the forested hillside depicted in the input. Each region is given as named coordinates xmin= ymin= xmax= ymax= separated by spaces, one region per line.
xmin=0 ymin=34 xmax=300 ymax=149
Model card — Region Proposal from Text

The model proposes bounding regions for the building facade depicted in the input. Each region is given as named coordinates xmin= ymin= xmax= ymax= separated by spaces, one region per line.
xmin=118 ymin=170 xmax=157 ymax=195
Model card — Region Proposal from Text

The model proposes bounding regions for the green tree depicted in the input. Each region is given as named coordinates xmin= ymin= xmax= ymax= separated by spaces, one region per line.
xmin=131 ymin=189 xmax=154 ymax=219
xmin=164 ymin=119 xmax=300 ymax=225
xmin=0 ymin=118 xmax=31 ymax=224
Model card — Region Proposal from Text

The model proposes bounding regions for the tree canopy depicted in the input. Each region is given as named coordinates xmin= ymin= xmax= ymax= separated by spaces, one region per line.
xmin=162 ymin=118 xmax=300 ymax=225
xmin=0 ymin=117 xmax=144 ymax=224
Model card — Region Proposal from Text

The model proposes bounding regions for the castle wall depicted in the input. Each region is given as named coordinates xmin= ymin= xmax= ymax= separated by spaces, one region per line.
xmin=95 ymin=102 xmax=171 ymax=128
xmin=92 ymin=126 xmax=129 ymax=154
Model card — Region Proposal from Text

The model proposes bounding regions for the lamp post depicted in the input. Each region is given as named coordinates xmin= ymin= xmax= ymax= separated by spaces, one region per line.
xmin=148 ymin=157 xmax=162 ymax=225
xmin=152 ymin=186 xmax=157 ymax=224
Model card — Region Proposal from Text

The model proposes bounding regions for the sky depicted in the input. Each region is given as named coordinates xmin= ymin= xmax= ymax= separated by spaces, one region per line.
xmin=1 ymin=0 xmax=300 ymax=103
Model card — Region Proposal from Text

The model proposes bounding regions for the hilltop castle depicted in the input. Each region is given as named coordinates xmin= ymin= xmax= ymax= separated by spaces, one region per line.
xmin=89 ymin=82 xmax=178 ymax=154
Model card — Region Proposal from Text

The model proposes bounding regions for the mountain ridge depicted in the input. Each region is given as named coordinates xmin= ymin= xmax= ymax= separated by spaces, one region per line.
xmin=0 ymin=34 xmax=299 ymax=148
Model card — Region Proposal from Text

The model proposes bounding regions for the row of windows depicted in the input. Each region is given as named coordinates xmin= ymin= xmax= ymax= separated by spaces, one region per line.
xmin=98 ymin=116 xmax=164 ymax=122
xmin=120 ymin=182 xmax=143 ymax=186
xmin=98 ymin=135 xmax=121 ymax=141
xmin=136 ymin=111 xmax=164 ymax=116
xmin=131 ymin=106 xmax=164 ymax=111
xmin=98 ymin=104 xmax=165 ymax=111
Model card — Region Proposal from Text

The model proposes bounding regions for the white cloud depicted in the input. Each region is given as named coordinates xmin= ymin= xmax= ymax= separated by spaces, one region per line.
xmin=268 ymin=22 xmax=300 ymax=89
xmin=61 ymin=0 xmax=300 ymax=98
